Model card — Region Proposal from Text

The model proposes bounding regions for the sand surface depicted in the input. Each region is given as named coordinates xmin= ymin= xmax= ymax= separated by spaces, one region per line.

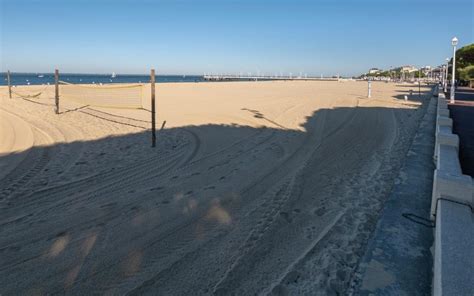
xmin=0 ymin=81 xmax=431 ymax=295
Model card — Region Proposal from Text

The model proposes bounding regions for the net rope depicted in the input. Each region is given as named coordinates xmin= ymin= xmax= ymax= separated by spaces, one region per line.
xmin=59 ymin=81 xmax=145 ymax=109
xmin=11 ymin=85 xmax=52 ymax=99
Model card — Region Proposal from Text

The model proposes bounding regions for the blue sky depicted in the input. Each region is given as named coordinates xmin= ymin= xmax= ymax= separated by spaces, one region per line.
xmin=1 ymin=0 xmax=473 ymax=76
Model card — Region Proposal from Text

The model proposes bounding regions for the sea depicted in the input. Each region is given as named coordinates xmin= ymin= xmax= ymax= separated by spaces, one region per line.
xmin=0 ymin=73 xmax=205 ymax=86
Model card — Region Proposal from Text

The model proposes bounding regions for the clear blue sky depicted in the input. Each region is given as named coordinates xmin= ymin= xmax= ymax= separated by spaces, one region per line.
xmin=1 ymin=0 xmax=473 ymax=76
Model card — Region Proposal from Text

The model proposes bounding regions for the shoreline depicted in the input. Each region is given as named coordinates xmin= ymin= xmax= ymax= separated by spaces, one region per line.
xmin=1 ymin=75 xmax=346 ymax=87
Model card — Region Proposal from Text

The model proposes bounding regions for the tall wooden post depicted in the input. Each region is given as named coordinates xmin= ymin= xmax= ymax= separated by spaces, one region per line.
xmin=7 ymin=70 xmax=12 ymax=99
xmin=54 ymin=69 xmax=59 ymax=114
xmin=151 ymin=69 xmax=156 ymax=148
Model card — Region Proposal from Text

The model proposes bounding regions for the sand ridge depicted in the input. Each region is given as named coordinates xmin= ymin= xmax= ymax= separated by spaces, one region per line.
xmin=0 ymin=80 xmax=430 ymax=295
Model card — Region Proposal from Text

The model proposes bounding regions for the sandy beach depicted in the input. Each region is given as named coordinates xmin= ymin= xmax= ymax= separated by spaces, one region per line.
xmin=0 ymin=80 xmax=431 ymax=295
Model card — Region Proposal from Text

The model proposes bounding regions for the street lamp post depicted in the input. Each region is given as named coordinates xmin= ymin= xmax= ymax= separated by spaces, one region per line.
xmin=439 ymin=65 xmax=446 ymax=88
xmin=450 ymin=37 xmax=458 ymax=104
xmin=367 ymin=79 xmax=372 ymax=98
xmin=440 ymin=67 xmax=442 ymax=83
xmin=418 ymin=67 xmax=421 ymax=98
xmin=444 ymin=58 xmax=449 ymax=93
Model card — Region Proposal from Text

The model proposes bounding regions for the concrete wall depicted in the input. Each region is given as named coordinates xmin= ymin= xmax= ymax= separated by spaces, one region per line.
xmin=431 ymin=85 xmax=474 ymax=296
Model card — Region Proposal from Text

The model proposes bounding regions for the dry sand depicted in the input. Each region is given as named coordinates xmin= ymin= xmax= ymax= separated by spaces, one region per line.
xmin=0 ymin=80 xmax=431 ymax=295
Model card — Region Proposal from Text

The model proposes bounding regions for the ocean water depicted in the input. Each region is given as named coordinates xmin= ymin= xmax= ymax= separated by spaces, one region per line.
xmin=0 ymin=73 xmax=205 ymax=86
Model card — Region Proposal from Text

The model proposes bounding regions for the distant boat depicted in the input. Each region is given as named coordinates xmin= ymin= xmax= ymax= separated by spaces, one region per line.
xmin=111 ymin=72 xmax=116 ymax=78
xmin=38 ymin=74 xmax=44 ymax=78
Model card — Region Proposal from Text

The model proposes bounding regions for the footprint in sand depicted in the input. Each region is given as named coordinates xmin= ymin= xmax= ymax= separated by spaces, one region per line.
xmin=279 ymin=211 xmax=292 ymax=223
xmin=150 ymin=186 xmax=164 ymax=191
xmin=314 ymin=207 xmax=325 ymax=217
xmin=100 ymin=202 xmax=117 ymax=209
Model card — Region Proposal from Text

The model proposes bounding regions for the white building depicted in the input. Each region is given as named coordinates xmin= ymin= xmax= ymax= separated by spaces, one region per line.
xmin=401 ymin=65 xmax=418 ymax=73
xmin=368 ymin=68 xmax=382 ymax=74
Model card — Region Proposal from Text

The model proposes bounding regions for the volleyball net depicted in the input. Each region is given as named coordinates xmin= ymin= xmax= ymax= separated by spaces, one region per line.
xmin=59 ymin=81 xmax=146 ymax=109
xmin=4 ymin=70 xmax=156 ymax=144
xmin=6 ymin=80 xmax=146 ymax=110
xmin=10 ymin=85 xmax=54 ymax=99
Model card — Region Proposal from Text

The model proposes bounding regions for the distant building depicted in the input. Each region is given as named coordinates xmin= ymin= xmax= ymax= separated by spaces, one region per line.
xmin=401 ymin=65 xmax=418 ymax=73
xmin=421 ymin=66 xmax=432 ymax=75
xmin=368 ymin=68 xmax=382 ymax=74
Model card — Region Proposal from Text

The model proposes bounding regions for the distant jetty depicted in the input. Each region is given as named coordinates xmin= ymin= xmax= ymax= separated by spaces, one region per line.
xmin=203 ymin=75 xmax=339 ymax=82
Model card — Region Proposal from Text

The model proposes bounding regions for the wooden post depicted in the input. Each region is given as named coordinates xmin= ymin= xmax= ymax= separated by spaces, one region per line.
xmin=55 ymin=69 xmax=59 ymax=114
xmin=151 ymin=69 xmax=156 ymax=148
xmin=7 ymin=70 xmax=12 ymax=99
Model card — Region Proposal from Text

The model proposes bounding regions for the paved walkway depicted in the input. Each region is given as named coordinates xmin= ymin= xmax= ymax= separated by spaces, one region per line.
xmin=350 ymin=94 xmax=435 ymax=295
xmin=448 ymin=87 xmax=474 ymax=177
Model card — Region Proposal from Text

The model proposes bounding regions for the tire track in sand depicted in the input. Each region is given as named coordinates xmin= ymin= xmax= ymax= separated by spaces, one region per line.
xmin=122 ymin=102 xmax=360 ymax=295
xmin=48 ymin=129 xmax=278 ymax=294
xmin=0 ymin=109 xmax=53 ymax=205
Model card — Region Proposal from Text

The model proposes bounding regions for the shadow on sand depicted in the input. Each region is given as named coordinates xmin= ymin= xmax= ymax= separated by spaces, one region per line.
xmin=0 ymin=91 xmax=433 ymax=295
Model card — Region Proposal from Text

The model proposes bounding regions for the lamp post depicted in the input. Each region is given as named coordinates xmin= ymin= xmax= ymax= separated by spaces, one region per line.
xmin=367 ymin=79 xmax=372 ymax=98
xmin=441 ymin=65 xmax=444 ymax=88
xmin=450 ymin=37 xmax=458 ymax=104
xmin=440 ymin=65 xmax=443 ymax=86
xmin=444 ymin=58 xmax=449 ymax=93
xmin=418 ymin=67 xmax=421 ymax=98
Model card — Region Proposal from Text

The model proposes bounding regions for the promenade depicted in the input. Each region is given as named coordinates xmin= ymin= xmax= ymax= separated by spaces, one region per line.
xmin=353 ymin=85 xmax=474 ymax=296
xmin=448 ymin=87 xmax=474 ymax=177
